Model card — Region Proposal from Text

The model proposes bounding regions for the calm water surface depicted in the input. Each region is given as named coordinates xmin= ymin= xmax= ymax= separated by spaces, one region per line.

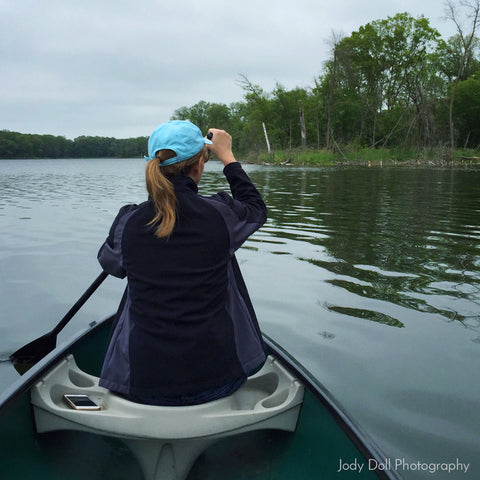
xmin=1 ymin=159 xmax=479 ymax=479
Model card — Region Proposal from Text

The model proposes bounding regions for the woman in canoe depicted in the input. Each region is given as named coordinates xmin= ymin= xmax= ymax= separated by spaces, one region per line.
xmin=97 ymin=120 xmax=267 ymax=406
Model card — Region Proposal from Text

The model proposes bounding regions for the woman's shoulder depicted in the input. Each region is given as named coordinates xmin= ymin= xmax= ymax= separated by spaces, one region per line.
xmin=116 ymin=200 xmax=151 ymax=216
xmin=113 ymin=201 xmax=155 ymax=226
xmin=110 ymin=202 xmax=144 ymax=225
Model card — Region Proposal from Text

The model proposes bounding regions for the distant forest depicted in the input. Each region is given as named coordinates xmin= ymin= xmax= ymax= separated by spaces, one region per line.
xmin=1 ymin=7 xmax=479 ymax=160
xmin=0 ymin=132 xmax=147 ymax=159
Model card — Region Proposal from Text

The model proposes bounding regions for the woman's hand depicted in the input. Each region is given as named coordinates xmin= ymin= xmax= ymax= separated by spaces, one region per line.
xmin=206 ymin=129 xmax=237 ymax=166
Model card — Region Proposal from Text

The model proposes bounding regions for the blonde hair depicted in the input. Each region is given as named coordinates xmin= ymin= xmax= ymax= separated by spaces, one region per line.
xmin=145 ymin=147 xmax=206 ymax=238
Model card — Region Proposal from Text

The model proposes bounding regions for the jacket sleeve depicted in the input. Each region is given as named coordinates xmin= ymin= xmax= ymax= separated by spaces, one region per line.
xmin=209 ymin=162 xmax=267 ymax=252
xmin=97 ymin=204 xmax=137 ymax=278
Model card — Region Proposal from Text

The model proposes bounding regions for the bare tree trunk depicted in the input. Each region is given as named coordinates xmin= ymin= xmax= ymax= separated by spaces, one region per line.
xmin=325 ymin=32 xmax=343 ymax=150
xmin=299 ymin=101 xmax=307 ymax=148
xmin=262 ymin=122 xmax=271 ymax=154
xmin=417 ymin=84 xmax=433 ymax=147
xmin=449 ymin=80 xmax=459 ymax=150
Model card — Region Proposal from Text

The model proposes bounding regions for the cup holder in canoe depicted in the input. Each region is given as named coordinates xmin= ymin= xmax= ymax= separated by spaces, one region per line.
xmin=68 ymin=368 xmax=95 ymax=388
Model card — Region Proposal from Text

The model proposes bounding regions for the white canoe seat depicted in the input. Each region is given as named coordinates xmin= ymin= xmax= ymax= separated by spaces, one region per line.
xmin=31 ymin=354 xmax=304 ymax=480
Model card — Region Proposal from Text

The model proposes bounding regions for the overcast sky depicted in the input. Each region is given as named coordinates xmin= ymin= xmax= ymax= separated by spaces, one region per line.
xmin=1 ymin=0 xmax=459 ymax=139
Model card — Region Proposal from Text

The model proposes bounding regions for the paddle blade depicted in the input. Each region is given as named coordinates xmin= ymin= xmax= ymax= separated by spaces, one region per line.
xmin=9 ymin=332 xmax=56 ymax=369
xmin=9 ymin=271 xmax=109 ymax=374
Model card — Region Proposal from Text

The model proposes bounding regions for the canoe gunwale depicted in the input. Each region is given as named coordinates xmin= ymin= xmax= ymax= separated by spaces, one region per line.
xmin=262 ymin=334 xmax=401 ymax=480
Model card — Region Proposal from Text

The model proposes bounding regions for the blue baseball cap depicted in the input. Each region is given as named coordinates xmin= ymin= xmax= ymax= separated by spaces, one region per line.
xmin=144 ymin=120 xmax=212 ymax=166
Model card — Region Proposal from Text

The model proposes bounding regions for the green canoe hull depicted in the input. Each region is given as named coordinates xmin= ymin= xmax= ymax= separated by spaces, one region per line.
xmin=0 ymin=316 xmax=398 ymax=480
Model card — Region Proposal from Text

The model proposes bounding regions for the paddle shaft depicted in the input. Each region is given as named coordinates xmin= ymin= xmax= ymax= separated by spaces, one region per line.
xmin=51 ymin=270 xmax=109 ymax=336
xmin=10 ymin=271 xmax=109 ymax=365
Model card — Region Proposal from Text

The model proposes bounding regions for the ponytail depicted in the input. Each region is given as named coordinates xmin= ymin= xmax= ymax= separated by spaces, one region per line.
xmin=145 ymin=148 xmax=206 ymax=238
xmin=145 ymin=157 xmax=176 ymax=238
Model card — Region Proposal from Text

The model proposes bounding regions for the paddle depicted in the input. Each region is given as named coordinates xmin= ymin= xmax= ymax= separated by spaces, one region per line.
xmin=10 ymin=271 xmax=109 ymax=367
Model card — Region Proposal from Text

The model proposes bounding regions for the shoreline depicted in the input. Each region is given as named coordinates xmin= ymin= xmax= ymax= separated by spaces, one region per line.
xmin=253 ymin=148 xmax=480 ymax=167
xmin=257 ymin=158 xmax=480 ymax=168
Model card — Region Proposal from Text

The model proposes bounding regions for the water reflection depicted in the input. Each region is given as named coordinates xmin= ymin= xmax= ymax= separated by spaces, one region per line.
xmin=245 ymin=166 xmax=480 ymax=337
xmin=2 ymin=162 xmax=479 ymax=338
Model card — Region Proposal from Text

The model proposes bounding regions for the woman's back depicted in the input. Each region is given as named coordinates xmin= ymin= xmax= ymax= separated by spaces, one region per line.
xmin=98 ymin=123 xmax=266 ymax=405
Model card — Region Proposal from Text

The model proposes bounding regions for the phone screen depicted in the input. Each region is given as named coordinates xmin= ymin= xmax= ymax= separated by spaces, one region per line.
xmin=63 ymin=394 xmax=101 ymax=410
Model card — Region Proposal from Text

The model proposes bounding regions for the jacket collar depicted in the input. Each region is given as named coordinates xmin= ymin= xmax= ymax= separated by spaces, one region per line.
xmin=166 ymin=174 xmax=198 ymax=193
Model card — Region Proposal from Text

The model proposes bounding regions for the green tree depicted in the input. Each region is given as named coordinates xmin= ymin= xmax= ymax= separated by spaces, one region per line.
xmin=172 ymin=100 xmax=245 ymax=152
xmin=270 ymin=84 xmax=311 ymax=150
xmin=452 ymin=70 xmax=480 ymax=146
xmin=321 ymin=13 xmax=445 ymax=149
xmin=236 ymin=75 xmax=274 ymax=152
xmin=439 ymin=34 xmax=480 ymax=82
xmin=172 ymin=100 xmax=211 ymax=134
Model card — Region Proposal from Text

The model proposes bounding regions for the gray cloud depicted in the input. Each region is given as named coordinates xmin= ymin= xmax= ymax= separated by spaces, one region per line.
xmin=1 ymin=0 xmax=455 ymax=139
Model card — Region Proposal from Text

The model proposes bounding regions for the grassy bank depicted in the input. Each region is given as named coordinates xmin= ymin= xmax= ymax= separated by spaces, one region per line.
xmin=254 ymin=147 xmax=480 ymax=166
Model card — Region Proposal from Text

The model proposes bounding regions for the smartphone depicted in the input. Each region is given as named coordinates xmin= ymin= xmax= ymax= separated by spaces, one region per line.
xmin=63 ymin=394 xmax=101 ymax=410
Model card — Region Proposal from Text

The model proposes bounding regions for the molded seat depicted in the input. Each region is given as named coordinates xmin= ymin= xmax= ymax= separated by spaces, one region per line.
xmin=31 ymin=355 xmax=304 ymax=480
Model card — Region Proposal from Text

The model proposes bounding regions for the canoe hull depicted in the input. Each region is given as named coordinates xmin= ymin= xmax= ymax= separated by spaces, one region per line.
xmin=0 ymin=316 xmax=399 ymax=480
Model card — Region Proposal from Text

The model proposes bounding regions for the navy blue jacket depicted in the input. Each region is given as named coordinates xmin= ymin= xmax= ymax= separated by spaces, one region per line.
xmin=97 ymin=162 xmax=267 ymax=398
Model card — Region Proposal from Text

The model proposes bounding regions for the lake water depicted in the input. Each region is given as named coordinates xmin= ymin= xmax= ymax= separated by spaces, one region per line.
xmin=1 ymin=158 xmax=479 ymax=479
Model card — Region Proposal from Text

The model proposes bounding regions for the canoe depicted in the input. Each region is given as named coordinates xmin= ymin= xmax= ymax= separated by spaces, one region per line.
xmin=0 ymin=314 xmax=401 ymax=480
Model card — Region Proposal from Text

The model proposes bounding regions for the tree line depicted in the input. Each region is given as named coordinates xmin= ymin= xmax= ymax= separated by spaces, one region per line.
xmin=1 ymin=3 xmax=479 ymax=161
xmin=172 ymin=6 xmax=480 ymax=159
xmin=0 ymin=131 xmax=147 ymax=159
